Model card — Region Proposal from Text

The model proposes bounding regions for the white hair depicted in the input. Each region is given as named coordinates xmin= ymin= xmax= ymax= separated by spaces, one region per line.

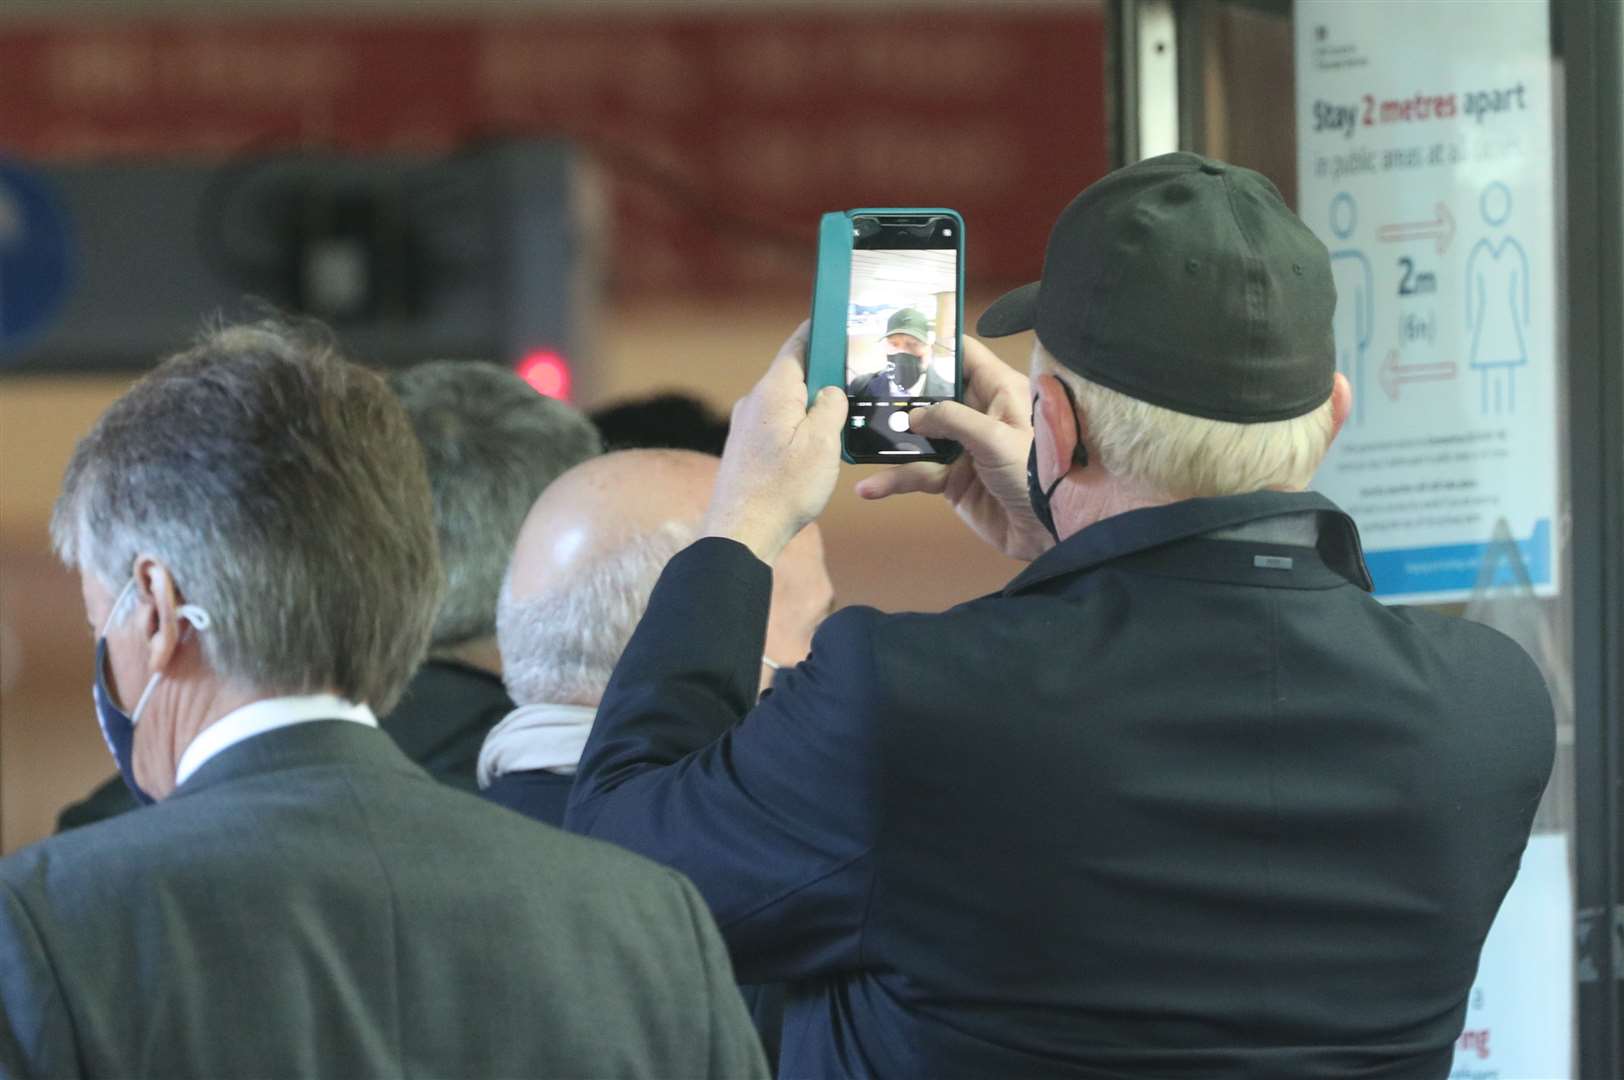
xmin=496 ymin=521 xmax=697 ymax=707
xmin=1035 ymin=342 xmax=1336 ymax=499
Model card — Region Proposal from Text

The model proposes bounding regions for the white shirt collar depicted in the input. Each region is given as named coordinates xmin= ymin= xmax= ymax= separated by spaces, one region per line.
xmin=174 ymin=694 xmax=378 ymax=788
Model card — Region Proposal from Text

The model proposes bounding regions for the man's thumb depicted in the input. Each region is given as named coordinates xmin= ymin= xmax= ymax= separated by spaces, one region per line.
xmin=907 ymin=400 xmax=1010 ymax=460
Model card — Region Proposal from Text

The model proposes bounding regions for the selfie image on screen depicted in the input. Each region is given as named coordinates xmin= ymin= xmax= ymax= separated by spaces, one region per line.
xmin=844 ymin=245 xmax=957 ymax=456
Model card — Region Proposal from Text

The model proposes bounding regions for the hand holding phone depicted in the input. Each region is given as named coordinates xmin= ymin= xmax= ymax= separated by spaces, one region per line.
xmin=855 ymin=335 xmax=1057 ymax=562
xmin=806 ymin=209 xmax=965 ymax=464
xmin=703 ymin=323 xmax=848 ymax=565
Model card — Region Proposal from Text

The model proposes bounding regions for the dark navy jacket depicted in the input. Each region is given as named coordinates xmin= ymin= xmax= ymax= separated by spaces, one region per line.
xmin=483 ymin=768 xmax=574 ymax=825
xmin=566 ymin=491 xmax=1554 ymax=1080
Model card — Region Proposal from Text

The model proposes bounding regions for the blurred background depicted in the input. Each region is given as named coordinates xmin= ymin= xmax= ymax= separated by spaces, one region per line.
xmin=0 ymin=0 xmax=1114 ymax=852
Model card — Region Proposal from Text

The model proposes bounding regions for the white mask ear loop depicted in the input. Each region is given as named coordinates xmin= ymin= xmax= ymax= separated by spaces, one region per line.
xmin=127 ymin=603 xmax=213 ymax=727
xmin=761 ymin=656 xmax=781 ymax=672
xmin=99 ymin=578 xmax=138 ymax=638
xmin=128 ymin=672 xmax=164 ymax=727
xmin=177 ymin=605 xmax=212 ymax=633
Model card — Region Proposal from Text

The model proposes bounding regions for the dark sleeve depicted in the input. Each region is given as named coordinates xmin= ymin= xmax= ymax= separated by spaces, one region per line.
xmin=566 ymin=538 xmax=882 ymax=984
xmin=673 ymin=874 xmax=771 ymax=1080
xmin=54 ymin=776 xmax=137 ymax=833
xmin=0 ymin=877 xmax=79 ymax=1079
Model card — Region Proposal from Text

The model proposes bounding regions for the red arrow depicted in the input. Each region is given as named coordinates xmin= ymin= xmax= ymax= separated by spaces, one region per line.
xmin=1375 ymin=202 xmax=1455 ymax=254
xmin=1380 ymin=349 xmax=1457 ymax=400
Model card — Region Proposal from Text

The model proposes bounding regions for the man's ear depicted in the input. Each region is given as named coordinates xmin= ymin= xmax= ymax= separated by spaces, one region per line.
xmin=1328 ymin=372 xmax=1353 ymax=444
xmin=1034 ymin=373 xmax=1082 ymax=487
xmin=133 ymin=556 xmax=186 ymax=676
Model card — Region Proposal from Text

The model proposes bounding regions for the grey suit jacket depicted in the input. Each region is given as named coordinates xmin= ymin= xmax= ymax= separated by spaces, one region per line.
xmin=0 ymin=721 xmax=767 ymax=1079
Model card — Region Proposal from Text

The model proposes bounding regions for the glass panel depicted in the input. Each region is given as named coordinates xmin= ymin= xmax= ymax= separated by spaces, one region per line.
xmin=1192 ymin=1 xmax=1576 ymax=1073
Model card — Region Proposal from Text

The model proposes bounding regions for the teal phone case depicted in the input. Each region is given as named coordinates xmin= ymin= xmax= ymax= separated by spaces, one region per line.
xmin=807 ymin=207 xmax=964 ymax=464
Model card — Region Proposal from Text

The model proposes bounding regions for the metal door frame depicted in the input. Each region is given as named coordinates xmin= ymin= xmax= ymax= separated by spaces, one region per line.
xmin=1557 ymin=0 xmax=1624 ymax=1074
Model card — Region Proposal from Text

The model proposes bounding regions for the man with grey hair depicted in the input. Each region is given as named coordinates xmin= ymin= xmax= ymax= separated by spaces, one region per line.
xmin=54 ymin=357 xmax=600 ymax=827
xmin=564 ymin=154 xmax=1554 ymax=1077
xmin=384 ymin=359 xmax=601 ymax=789
xmin=0 ymin=320 xmax=766 ymax=1079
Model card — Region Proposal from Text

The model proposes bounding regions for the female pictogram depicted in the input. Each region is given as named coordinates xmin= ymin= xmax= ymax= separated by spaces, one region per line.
xmin=1465 ymin=181 xmax=1530 ymax=414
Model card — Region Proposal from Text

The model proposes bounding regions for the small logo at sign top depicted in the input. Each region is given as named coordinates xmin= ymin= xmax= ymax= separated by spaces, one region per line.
xmin=1254 ymin=555 xmax=1295 ymax=571
xmin=1308 ymin=21 xmax=1368 ymax=72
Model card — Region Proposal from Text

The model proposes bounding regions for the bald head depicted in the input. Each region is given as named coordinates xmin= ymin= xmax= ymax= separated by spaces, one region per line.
xmin=499 ymin=450 xmax=833 ymax=706
xmin=507 ymin=450 xmax=719 ymax=605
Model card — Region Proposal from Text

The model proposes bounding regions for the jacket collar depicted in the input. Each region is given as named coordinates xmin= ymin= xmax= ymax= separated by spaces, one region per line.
xmin=171 ymin=719 xmax=424 ymax=800
xmin=1002 ymin=490 xmax=1373 ymax=596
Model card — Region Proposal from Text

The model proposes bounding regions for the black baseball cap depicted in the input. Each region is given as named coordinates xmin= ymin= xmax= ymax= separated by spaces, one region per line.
xmin=978 ymin=152 xmax=1336 ymax=423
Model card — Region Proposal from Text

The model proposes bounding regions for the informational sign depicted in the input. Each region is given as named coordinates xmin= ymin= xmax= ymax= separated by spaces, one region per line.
xmin=1450 ymin=834 xmax=1573 ymax=1080
xmin=0 ymin=160 xmax=73 ymax=351
xmin=1296 ymin=0 xmax=1559 ymax=604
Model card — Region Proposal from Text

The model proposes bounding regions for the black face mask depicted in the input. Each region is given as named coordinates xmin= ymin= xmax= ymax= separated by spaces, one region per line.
xmin=1026 ymin=380 xmax=1088 ymax=541
xmin=887 ymin=352 xmax=927 ymax=389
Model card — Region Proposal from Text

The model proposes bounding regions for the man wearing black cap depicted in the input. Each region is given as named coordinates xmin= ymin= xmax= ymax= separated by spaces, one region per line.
xmin=846 ymin=307 xmax=953 ymax=399
xmin=564 ymin=153 xmax=1555 ymax=1079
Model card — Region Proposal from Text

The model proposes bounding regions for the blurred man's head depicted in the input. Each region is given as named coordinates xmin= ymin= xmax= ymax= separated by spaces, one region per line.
xmin=53 ymin=319 xmax=443 ymax=799
xmin=390 ymin=361 xmax=602 ymax=669
xmin=976 ymin=152 xmax=1351 ymax=537
xmin=497 ymin=449 xmax=833 ymax=707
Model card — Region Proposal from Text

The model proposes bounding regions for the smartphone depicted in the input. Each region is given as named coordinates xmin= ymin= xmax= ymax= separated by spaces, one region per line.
xmin=807 ymin=209 xmax=964 ymax=464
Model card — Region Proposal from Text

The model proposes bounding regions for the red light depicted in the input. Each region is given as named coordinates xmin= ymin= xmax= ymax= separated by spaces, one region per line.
xmin=516 ymin=350 xmax=572 ymax=401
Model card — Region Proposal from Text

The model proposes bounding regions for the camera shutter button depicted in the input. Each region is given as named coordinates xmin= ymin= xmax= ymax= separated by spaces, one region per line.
xmin=888 ymin=411 xmax=911 ymax=433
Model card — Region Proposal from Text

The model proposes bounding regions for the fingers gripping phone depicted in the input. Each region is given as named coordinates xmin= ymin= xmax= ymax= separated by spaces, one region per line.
xmin=807 ymin=209 xmax=964 ymax=464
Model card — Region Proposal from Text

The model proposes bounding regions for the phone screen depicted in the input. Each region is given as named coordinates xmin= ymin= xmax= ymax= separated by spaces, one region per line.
xmin=843 ymin=215 xmax=960 ymax=460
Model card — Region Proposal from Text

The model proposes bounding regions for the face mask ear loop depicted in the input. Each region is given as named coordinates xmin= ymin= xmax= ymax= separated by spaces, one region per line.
xmin=128 ymin=671 xmax=163 ymax=727
xmin=100 ymin=578 xmax=138 ymax=638
xmin=177 ymin=605 xmax=212 ymax=633
xmin=1054 ymin=378 xmax=1089 ymax=471
xmin=761 ymin=656 xmax=781 ymax=672
xmin=1032 ymin=382 xmax=1090 ymax=490
xmin=127 ymin=604 xmax=213 ymax=727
